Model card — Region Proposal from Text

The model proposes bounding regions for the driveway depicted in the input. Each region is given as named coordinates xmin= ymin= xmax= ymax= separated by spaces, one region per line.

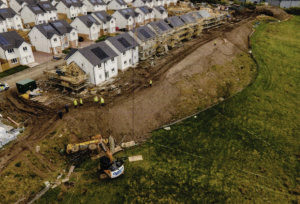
xmin=33 ymin=51 xmax=53 ymax=64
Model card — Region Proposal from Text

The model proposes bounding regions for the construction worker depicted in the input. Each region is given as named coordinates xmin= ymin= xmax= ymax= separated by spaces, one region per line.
xmin=100 ymin=97 xmax=105 ymax=106
xmin=149 ymin=80 xmax=152 ymax=87
xmin=94 ymin=96 xmax=99 ymax=103
xmin=80 ymin=98 xmax=83 ymax=106
xmin=65 ymin=104 xmax=69 ymax=113
xmin=58 ymin=110 xmax=63 ymax=119
xmin=74 ymin=99 xmax=78 ymax=108
xmin=214 ymin=40 xmax=217 ymax=46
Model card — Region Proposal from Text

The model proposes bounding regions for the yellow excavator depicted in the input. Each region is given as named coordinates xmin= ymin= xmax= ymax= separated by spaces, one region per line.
xmin=66 ymin=135 xmax=124 ymax=179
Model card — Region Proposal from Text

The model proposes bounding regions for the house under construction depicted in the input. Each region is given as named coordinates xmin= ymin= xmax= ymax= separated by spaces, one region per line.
xmin=44 ymin=62 xmax=89 ymax=91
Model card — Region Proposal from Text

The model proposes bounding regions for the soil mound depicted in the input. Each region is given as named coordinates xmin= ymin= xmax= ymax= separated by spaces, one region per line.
xmin=255 ymin=6 xmax=291 ymax=21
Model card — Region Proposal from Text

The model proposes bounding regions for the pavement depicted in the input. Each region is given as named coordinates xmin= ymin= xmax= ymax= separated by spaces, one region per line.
xmin=0 ymin=58 xmax=64 ymax=88
xmin=33 ymin=51 xmax=53 ymax=64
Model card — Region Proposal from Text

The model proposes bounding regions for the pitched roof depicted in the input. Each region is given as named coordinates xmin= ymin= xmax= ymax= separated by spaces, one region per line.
xmin=131 ymin=25 xmax=156 ymax=42
xmin=164 ymin=16 xmax=185 ymax=28
xmin=133 ymin=0 xmax=153 ymax=3
xmin=135 ymin=6 xmax=153 ymax=14
xmin=60 ymin=0 xmax=84 ymax=8
xmin=107 ymin=32 xmax=139 ymax=53
xmin=76 ymin=15 xmax=100 ymax=28
xmin=187 ymin=11 xmax=203 ymax=20
xmin=65 ymin=42 xmax=118 ymax=66
xmin=148 ymin=19 xmax=172 ymax=34
xmin=109 ymin=0 xmax=127 ymax=6
xmin=116 ymin=8 xmax=140 ymax=19
xmin=37 ymin=1 xmax=57 ymax=12
xmin=0 ymin=31 xmax=26 ymax=51
xmin=180 ymin=14 xmax=197 ymax=24
xmin=15 ymin=0 xmax=37 ymax=5
xmin=93 ymin=11 xmax=113 ymax=23
xmin=24 ymin=4 xmax=46 ymax=14
xmin=87 ymin=0 xmax=106 ymax=5
xmin=198 ymin=10 xmax=211 ymax=18
xmin=153 ymin=6 xmax=166 ymax=14
xmin=34 ymin=20 xmax=73 ymax=39
xmin=0 ymin=8 xmax=17 ymax=20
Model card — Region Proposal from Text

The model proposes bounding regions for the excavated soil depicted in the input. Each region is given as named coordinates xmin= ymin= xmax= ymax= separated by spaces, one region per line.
xmin=255 ymin=6 xmax=291 ymax=21
xmin=0 ymin=15 xmax=261 ymax=172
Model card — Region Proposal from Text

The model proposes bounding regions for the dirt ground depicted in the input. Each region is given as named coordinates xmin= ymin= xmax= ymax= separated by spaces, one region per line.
xmin=0 ymin=14 xmax=258 ymax=174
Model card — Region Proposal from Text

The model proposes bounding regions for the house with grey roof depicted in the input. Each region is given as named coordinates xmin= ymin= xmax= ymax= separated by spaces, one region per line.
xmin=55 ymin=0 xmax=87 ymax=18
xmin=147 ymin=19 xmax=172 ymax=36
xmin=135 ymin=6 xmax=154 ymax=25
xmin=20 ymin=2 xmax=57 ymax=25
xmin=0 ymin=8 xmax=23 ymax=32
xmin=105 ymin=32 xmax=139 ymax=70
xmin=129 ymin=25 xmax=156 ymax=60
xmin=198 ymin=10 xmax=220 ymax=28
xmin=107 ymin=0 xmax=128 ymax=10
xmin=153 ymin=6 xmax=167 ymax=20
xmin=164 ymin=16 xmax=185 ymax=29
xmin=0 ymin=0 xmax=8 ymax=8
xmin=28 ymin=20 xmax=78 ymax=54
xmin=8 ymin=0 xmax=37 ymax=13
xmin=65 ymin=41 xmax=119 ymax=85
xmin=112 ymin=8 xmax=142 ymax=31
xmin=83 ymin=0 xmax=107 ymax=12
xmin=0 ymin=31 xmax=35 ymax=72
xmin=70 ymin=14 xmax=100 ymax=41
xmin=132 ymin=0 xmax=154 ymax=8
xmin=91 ymin=10 xmax=116 ymax=35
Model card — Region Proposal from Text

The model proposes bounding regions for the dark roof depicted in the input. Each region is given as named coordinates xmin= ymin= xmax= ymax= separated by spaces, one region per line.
xmin=93 ymin=11 xmax=113 ymax=23
xmin=15 ymin=0 xmax=37 ymax=5
xmin=34 ymin=20 xmax=73 ymax=39
xmin=76 ymin=15 xmax=100 ymax=28
xmin=107 ymin=32 xmax=139 ymax=53
xmin=153 ymin=6 xmax=166 ymax=14
xmin=87 ymin=0 xmax=106 ymax=5
xmin=131 ymin=25 xmax=156 ymax=42
xmin=65 ymin=48 xmax=78 ymax=60
xmin=65 ymin=42 xmax=118 ymax=66
xmin=109 ymin=0 xmax=127 ymax=6
xmin=180 ymin=14 xmax=197 ymax=24
xmin=188 ymin=12 xmax=203 ymax=20
xmin=132 ymin=0 xmax=153 ymax=3
xmin=165 ymin=16 xmax=185 ymax=28
xmin=0 ymin=0 xmax=6 ymax=6
xmin=0 ymin=8 xmax=17 ymax=20
xmin=135 ymin=6 xmax=153 ymax=14
xmin=24 ymin=4 xmax=46 ymax=14
xmin=37 ymin=1 xmax=57 ymax=12
xmin=148 ymin=19 xmax=172 ymax=34
xmin=116 ymin=8 xmax=140 ymax=19
xmin=0 ymin=31 xmax=26 ymax=51
xmin=60 ymin=0 xmax=84 ymax=8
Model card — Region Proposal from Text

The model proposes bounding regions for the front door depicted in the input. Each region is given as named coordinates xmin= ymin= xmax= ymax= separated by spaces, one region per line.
xmin=105 ymin=71 xmax=109 ymax=79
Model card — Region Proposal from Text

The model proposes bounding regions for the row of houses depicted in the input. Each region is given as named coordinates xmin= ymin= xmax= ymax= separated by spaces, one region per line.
xmin=64 ymin=10 xmax=224 ymax=85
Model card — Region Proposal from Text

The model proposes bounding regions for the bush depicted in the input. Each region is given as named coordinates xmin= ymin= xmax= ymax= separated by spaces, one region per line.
xmin=15 ymin=161 xmax=22 ymax=167
xmin=0 ymin=65 xmax=30 ymax=79
xmin=95 ymin=35 xmax=107 ymax=42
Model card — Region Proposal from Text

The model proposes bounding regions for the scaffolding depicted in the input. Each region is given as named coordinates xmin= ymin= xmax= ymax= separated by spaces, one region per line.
xmin=44 ymin=62 xmax=89 ymax=91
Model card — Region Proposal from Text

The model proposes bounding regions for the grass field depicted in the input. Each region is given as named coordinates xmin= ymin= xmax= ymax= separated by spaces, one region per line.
xmin=0 ymin=65 xmax=30 ymax=79
xmin=33 ymin=16 xmax=300 ymax=203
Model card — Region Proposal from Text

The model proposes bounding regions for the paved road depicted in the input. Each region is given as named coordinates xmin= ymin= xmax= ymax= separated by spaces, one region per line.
xmin=0 ymin=58 xmax=64 ymax=88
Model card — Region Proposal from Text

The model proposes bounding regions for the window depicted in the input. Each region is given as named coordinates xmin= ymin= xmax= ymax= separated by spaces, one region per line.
xmin=124 ymin=60 xmax=127 ymax=65
xmin=72 ymin=32 xmax=75 ymax=35
xmin=16 ymin=17 xmax=18 ymax=20
xmin=93 ymin=27 xmax=95 ymax=30
xmin=99 ymin=75 xmax=102 ymax=79
xmin=111 ymin=20 xmax=113 ymax=23
xmin=53 ymin=17 xmax=56 ymax=20
xmin=111 ymin=58 xmax=114 ymax=62
xmin=42 ymin=14 xmax=44 ymax=16
xmin=23 ymin=47 xmax=28 ymax=51
xmin=7 ymin=48 xmax=14 ymax=53
xmin=129 ymin=59 xmax=131 ymax=64
xmin=49 ymin=11 xmax=51 ymax=14
xmin=11 ymin=58 xmax=18 ymax=64
xmin=123 ymin=51 xmax=126 ymax=56
xmin=129 ymin=18 xmax=131 ymax=21
xmin=50 ymin=17 xmax=53 ymax=20
xmin=54 ymin=38 xmax=57 ymax=42
xmin=112 ymin=68 xmax=115 ymax=73
xmin=29 ymin=55 xmax=32 ymax=58
xmin=18 ymin=24 xmax=21 ymax=27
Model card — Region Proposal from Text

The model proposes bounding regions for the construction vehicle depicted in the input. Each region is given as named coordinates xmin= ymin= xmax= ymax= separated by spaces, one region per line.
xmin=67 ymin=134 xmax=124 ymax=179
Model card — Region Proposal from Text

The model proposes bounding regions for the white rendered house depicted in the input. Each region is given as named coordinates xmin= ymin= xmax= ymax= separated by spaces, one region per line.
xmin=70 ymin=15 xmax=100 ymax=41
xmin=153 ymin=6 xmax=167 ymax=20
xmin=82 ymin=0 xmax=107 ymax=12
xmin=135 ymin=6 xmax=154 ymax=25
xmin=65 ymin=41 xmax=119 ymax=85
xmin=105 ymin=32 xmax=139 ymax=71
xmin=107 ymin=0 xmax=127 ymax=10
xmin=132 ymin=0 xmax=153 ymax=8
xmin=0 ymin=31 xmax=35 ymax=71
xmin=28 ymin=20 xmax=78 ymax=54
xmin=91 ymin=10 xmax=116 ymax=35
xmin=55 ymin=0 xmax=87 ymax=18
xmin=0 ymin=8 xmax=23 ymax=32
xmin=112 ymin=8 xmax=142 ymax=31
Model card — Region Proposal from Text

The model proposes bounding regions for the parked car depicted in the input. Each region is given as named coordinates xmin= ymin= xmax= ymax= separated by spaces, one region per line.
xmin=78 ymin=36 xmax=84 ymax=42
xmin=0 ymin=83 xmax=9 ymax=92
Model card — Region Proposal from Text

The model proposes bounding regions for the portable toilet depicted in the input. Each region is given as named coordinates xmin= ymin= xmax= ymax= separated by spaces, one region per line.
xmin=16 ymin=79 xmax=37 ymax=94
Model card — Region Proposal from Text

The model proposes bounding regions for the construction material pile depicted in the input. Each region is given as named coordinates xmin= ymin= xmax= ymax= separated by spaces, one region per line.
xmin=255 ymin=6 xmax=291 ymax=21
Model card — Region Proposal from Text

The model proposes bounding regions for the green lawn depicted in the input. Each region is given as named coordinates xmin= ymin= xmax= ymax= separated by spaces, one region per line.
xmin=0 ymin=65 xmax=30 ymax=79
xmin=36 ymin=16 xmax=300 ymax=203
